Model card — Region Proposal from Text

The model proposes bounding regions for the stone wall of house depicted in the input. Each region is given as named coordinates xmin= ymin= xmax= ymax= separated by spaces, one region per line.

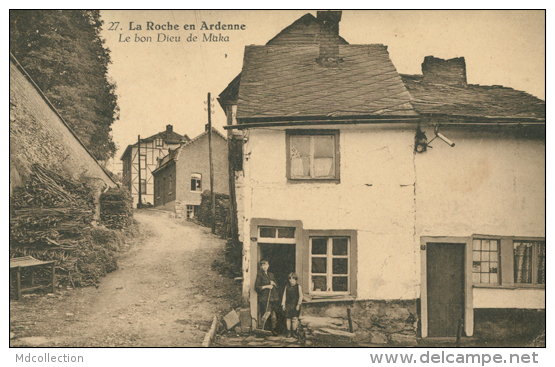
xmin=473 ymin=308 xmax=545 ymax=341
xmin=301 ymin=300 xmax=418 ymax=345
xmin=9 ymin=59 xmax=115 ymax=192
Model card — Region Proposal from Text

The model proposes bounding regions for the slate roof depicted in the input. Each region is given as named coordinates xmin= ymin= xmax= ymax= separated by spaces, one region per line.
xmin=152 ymin=128 xmax=226 ymax=174
xmin=401 ymin=74 xmax=545 ymax=121
xmin=156 ymin=147 xmax=181 ymax=169
xmin=218 ymin=13 xmax=348 ymax=109
xmin=265 ymin=13 xmax=348 ymax=46
xmin=236 ymin=45 xmax=417 ymax=121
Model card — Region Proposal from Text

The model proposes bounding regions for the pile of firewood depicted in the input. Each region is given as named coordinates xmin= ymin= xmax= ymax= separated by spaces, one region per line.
xmin=100 ymin=187 xmax=133 ymax=229
xmin=9 ymin=164 xmax=117 ymax=287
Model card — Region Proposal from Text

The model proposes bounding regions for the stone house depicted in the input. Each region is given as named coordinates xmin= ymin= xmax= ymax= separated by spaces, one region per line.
xmin=218 ymin=12 xmax=545 ymax=343
xmin=10 ymin=54 xmax=117 ymax=218
xmin=120 ymin=125 xmax=189 ymax=207
xmin=152 ymin=127 xmax=229 ymax=219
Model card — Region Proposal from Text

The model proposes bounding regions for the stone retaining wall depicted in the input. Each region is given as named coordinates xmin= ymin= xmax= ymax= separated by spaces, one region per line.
xmin=473 ymin=308 xmax=545 ymax=341
xmin=300 ymin=299 xmax=418 ymax=345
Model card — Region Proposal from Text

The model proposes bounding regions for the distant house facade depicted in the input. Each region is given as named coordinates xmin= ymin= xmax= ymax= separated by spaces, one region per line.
xmin=10 ymin=54 xmax=117 ymax=218
xmin=120 ymin=125 xmax=189 ymax=207
xmin=219 ymin=12 xmax=545 ymax=343
xmin=152 ymin=128 xmax=229 ymax=219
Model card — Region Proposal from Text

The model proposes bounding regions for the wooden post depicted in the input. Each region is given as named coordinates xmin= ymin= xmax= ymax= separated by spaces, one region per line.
xmin=137 ymin=135 xmax=142 ymax=208
xmin=30 ymin=267 xmax=34 ymax=286
xmin=16 ymin=267 xmax=21 ymax=300
xmin=228 ymin=136 xmax=239 ymax=242
xmin=347 ymin=307 xmax=353 ymax=333
xmin=208 ymin=93 xmax=216 ymax=234
xmin=51 ymin=263 xmax=56 ymax=294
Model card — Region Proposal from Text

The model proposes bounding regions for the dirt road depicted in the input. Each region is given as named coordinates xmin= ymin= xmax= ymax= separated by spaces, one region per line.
xmin=10 ymin=209 xmax=241 ymax=347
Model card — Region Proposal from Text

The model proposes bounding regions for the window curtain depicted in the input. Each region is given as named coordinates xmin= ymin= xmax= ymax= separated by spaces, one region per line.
xmin=514 ymin=242 xmax=533 ymax=283
xmin=538 ymin=243 xmax=546 ymax=284
xmin=291 ymin=137 xmax=310 ymax=177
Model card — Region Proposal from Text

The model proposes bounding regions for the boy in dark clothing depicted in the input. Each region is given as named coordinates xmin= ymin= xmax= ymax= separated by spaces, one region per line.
xmin=254 ymin=259 xmax=280 ymax=335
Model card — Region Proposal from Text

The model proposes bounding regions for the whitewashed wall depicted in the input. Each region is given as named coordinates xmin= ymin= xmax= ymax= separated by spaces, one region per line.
xmin=240 ymin=126 xmax=419 ymax=301
xmin=415 ymin=127 xmax=545 ymax=308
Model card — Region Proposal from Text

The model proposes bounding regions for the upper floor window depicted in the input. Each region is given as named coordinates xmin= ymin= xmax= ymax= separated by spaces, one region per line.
xmin=514 ymin=241 xmax=545 ymax=285
xmin=155 ymin=138 xmax=163 ymax=147
xmin=191 ymin=173 xmax=202 ymax=192
xmin=287 ymin=130 xmax=339 ymax=182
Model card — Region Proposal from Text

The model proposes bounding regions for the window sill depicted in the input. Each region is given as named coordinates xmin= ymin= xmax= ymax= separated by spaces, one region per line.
xmin=302 ymin=294 xmax=355 ymax=303
xmin=287 ymin=178 xmax=340 ymax=184
xmin=513 ymin=284 xmax=545 ymax=289
xmin=473 ymin=284 xmax=545 ymax=290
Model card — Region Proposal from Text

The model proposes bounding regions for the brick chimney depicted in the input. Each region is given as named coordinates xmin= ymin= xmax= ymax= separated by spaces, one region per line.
xmin=422 ymin=56 xmax=467 ymax=86
xmin=166 ymin=124 xmax=173 ymax=136
xmin=316 ymin=11 xmax=342 ymax=63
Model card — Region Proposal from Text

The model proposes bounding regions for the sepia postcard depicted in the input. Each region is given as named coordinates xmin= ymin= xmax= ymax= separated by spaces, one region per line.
xmin=9 ymin=9 xmax=546 ymax=365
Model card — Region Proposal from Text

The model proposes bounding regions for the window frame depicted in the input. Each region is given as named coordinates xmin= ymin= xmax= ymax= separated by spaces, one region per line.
xmin=305 ymin=230 xmax=357 ymax=298
xmin=191 ymin=173 xmax=202 ymax=192
xmin=286 ymin=130 xmax=340 ymax=183
xmin=186 ymin=205 xmax=196 ymax=219
xmin=471 ymin=238 xmax=501 ymax=285
xmin=470 ymin=235 xmax=545 ymax=289
xmin=309 ymin=236 xmax=350 ymax=295
xmin=258 ymin=226 xmax=296 ymax=244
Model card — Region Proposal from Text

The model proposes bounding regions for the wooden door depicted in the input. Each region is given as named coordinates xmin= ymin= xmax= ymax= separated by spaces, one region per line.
xmin=427 ymin=243 xmax=465 ymax=337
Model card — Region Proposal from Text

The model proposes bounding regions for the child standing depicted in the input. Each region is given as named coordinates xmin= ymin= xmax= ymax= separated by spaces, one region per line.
xmin=281 ymin=272 xmax=303 ymax=338
xmin=254 ymin=260 xmax=280 ymax=335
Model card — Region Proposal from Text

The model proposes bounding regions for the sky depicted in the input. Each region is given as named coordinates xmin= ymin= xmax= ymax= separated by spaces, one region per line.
xmin=99 ymin=10 xmax=545 ymax=171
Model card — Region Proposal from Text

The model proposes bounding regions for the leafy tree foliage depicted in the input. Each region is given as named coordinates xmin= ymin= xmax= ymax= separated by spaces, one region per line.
xmin=10 ymin=10 xmax=118 ymax=161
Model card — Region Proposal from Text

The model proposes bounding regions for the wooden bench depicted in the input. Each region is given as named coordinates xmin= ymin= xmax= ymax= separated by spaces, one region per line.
xmin=10 ymin=256 xmax=56 ymax=300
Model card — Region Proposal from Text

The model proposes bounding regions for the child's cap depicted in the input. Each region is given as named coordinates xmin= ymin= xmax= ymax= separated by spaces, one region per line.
xmin=260 ymin=259 xmax=269 ymax=265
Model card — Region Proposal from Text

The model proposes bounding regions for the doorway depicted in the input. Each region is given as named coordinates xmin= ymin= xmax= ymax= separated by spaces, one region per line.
xmin=426 ymin=242 xmax=465 ymax=337
xmin=259 ymin=243 xmax=296 ymax=295
xmin=258 ymin=243 xmax=296 ymax=333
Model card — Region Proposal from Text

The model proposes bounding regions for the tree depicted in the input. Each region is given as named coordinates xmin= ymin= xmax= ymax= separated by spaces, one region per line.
xmin=10 ymin=10 xmax=118 ymax=161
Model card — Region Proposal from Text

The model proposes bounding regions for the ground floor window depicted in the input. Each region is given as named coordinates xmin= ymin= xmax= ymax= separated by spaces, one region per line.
xmin=514 ymin=240 xmax=546 ymax=285
xmin=472 ymin=238 xmax=500 ymax=284
xmin=186 ymin=205 xmax=199 ymax=219
xmin=469 ymin=235 xmax=545 ymax=288
xmin=309 ymin=236 xmax=350 ymax=294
